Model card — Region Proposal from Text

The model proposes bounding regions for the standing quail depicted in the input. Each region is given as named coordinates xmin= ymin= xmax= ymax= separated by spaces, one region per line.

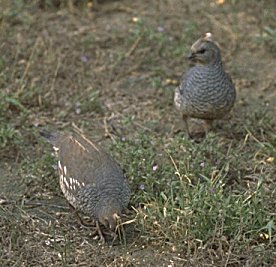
xmin=40 ymin=130 xmax=131 ymax=242
xmin=174 ymin=33 xmax=236 ymax=137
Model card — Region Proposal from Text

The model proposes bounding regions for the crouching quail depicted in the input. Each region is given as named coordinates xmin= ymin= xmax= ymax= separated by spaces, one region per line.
xmin=40 ymin=130 xmax=131 ymax=242
xmin=174 ymin=33 xmax=236 ymax=137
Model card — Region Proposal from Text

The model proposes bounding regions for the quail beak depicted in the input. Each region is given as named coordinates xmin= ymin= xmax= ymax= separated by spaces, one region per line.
xmin=187 ymin=52 xmax=195 ymax=60
xmin=109 ymin=213 xmax=120 ymax=231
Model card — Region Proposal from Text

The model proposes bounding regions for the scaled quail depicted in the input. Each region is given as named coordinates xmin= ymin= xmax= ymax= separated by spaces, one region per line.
xmin=174 ymin=33 xmax=236 ymax=136
xmin=40 ymin=130 xmax=131 ymax=242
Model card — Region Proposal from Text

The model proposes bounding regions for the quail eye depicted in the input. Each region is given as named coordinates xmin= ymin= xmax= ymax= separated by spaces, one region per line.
xmin=198 ymin=49 xmax=206 ymax=54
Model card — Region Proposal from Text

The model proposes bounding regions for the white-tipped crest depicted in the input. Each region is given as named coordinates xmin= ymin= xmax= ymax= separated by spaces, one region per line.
xmin=204 ymin=32 xmax=213 ymax=41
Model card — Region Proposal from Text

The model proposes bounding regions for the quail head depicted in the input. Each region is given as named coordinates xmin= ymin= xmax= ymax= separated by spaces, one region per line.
xmin=174 ymin=33 xmax=236 ymax=137
xmin=40 ymin=130 xmax=131 ymax=242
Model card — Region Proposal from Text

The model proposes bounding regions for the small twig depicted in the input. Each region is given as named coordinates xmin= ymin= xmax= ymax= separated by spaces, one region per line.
xmin=16 ymin=37 xmax=41 ymax=96
xmin=103 ymin=116 xmax=116 ymax=141
xmin=242 ymin=192 xmax=256 ymax=204
xmin=132 ymin=120 xmax=153 ymax=132
xmin=224 ymin=242 xmax=234 ymax=267
xmin=45 ymin=56 xmax=62 ymax=101
xmin=166 ymin=150 xmax=192 ymax=184
xmin=245 ymin=128 xmax=266 ymax=147
xmin=72 ymin=122 xmax=84 ymax=134
xmin=125 ymin=35 xmax=143 ymax=58
xmin=0 ymin=198 xmax=69 ymax=210
xmin=23 ymin=201 xmax=69 ymax=210
xmin=119 ymin=218 xmax=137 ymax=226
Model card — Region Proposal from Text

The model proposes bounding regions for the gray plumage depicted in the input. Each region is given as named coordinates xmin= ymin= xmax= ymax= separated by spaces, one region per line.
xmin=40 ymin=130 xmax=131 ymax=231
xmin=174 ymin=33 xmax=236 ymax=136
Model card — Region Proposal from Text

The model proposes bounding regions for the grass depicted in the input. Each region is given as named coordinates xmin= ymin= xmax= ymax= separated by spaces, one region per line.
xmin=0 ymin=0 xmax=275 ymax=266
xmin=110 ymin=121 xmax=275 ymax=246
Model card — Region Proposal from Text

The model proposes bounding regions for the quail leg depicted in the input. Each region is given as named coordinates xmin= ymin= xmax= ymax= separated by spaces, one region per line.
xmin=182 ymin=115 xmax=191 ymax=137
xmin=113 ymin=221 xmax=125 ymax=243
xmin=203 ymin=119 xmax=213 ymax=136
xmin=68 ymin=203 xmax=88 ymax=226
xmin=96 ymin=221 xmax=105 ymax=244
xmin=68 ymin=203 xmax=98 ymax=229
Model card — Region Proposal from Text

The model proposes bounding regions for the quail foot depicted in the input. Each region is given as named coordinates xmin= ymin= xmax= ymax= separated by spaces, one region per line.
xmin=174 ymin=32 xmax=236 ymax=137
xmin=40 ymin=130 xmax=131 ymax=243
